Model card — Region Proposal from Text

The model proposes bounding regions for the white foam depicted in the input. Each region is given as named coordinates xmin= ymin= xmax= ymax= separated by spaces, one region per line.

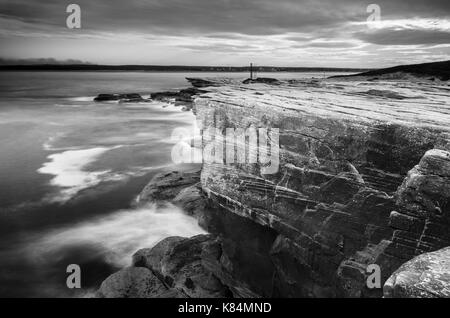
xmin=67 ymin=96 xmax=96 ymax=102
xmin=27 ymin=203 xmax=206 ymax=267
xmin=38 ymin=147 xmax=121 ymax=202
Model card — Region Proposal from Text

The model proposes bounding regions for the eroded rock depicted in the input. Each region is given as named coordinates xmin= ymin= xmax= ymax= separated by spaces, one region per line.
xmin=96 ymin=267 xmax=184 ymax=298
xmin=383 ymin=247 xmax=450 ymax=298
xmin=195 ymin=79 xmax=450 ymax=297
xmin=137 ymin=170 xmax=201 ymax=205
xmin=133 ymin=235 xmax=233 ymax=298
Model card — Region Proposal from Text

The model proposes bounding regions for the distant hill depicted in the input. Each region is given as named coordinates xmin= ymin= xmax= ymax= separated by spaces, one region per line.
xmin=330 ymin=60 xmax=450 ymax=81
xmin=0 ymin=64 xmax=369 ymax=73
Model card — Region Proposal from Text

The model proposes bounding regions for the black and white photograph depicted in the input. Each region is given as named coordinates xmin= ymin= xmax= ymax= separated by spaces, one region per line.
xmin=0 ymin=0 xmax=449 ymax=302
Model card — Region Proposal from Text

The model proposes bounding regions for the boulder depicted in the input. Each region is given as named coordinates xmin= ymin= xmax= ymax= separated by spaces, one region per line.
xmin=384 ymin=247 xmax=450 ymax=298
xmin=132 ymin=235 xmax=232 ymax=298
xmin=132 ymin=236 xmax=186 ymax=278
xmin=173 ymin=184 xmax=210 ymax=228
xmin=96 ymin=267 xmax=184 ymax=298
xmin=137 ymin=170 xmax=201 ymax=205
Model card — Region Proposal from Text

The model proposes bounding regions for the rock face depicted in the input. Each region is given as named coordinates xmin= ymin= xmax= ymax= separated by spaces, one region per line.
xmin=97 ymin=78 xmax=450 ymax=298
xmin=194 ymin=79 xmax=450 ymax=297
xmin=99 ymin=234 xmax=261 ymax=298
xmin=384 ymin=247 xmax=450 ymax=298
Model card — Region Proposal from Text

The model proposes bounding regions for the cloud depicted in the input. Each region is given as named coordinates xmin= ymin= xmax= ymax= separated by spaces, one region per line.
xmin=356 ymin=28 xmax=450 ymax=45
xmin=302 ymin=41 xmax=360 ymax=48
xmin=0 ymin=0 xmax=449 ymax=67
xmin=0 ymin=58 xmax=92 ymax=65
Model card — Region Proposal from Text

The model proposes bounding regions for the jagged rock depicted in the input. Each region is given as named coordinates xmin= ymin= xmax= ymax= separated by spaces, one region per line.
xmin=133 ymin=235 xmax=232 ymax=298
xmin=96 ymin=267 xmax=184 ymax=298
xmin=132 ymin=236 xmax=186 ymax=277
xmin=383 ymin=247 xmax=450 ymax=298
xmin=396 ymin=149 xmax=450 ymax=220
xmin=98 ymin=77 xmax=450 ymax=299
xmin=195 ymin=78 xmax=450 ymax=297
xmin=137 ymin=170 xmax=201 ymax=205
xmin=150 ymin=87 xmax=208 ymax=109
xmin=173 ymin=184 xmax=211 ymax=229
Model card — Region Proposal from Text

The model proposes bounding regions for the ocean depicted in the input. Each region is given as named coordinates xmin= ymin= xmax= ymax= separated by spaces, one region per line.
xmin=0 ymin=71 xmax=346 ymax=297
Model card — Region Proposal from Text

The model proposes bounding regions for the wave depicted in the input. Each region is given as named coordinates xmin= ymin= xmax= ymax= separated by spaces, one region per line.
xmin=26 ymin=203 xmax=206 ymax=267
xmin=38 ymin=146 xmax=123 ymax=202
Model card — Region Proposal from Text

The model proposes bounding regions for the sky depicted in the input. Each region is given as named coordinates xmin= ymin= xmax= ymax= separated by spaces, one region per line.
xmin=0 ymin=0 xmax=449 ymax=68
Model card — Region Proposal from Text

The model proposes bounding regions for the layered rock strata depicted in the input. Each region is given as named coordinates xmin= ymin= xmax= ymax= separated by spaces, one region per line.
xmin=194 ymin=79 xmax=450 ymax=297
xmin=98 ymin=78 xmax=450 ymax=298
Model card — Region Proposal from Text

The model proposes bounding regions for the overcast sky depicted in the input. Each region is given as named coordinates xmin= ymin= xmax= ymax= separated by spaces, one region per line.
xmin=0 ymin=0 xmax=449 ymax=67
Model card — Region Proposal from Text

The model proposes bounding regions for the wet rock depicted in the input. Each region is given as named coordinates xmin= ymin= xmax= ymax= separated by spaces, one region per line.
xmin=119 ymin=93 xmax=146 ymax=103
xmin=173 ymin=184 xmax=210 ymax=228
xmin=94 ymin=93 xmax=146 ymax=103
xmin=133 ymin=235 xmax=232 ymax=298
xmin=93 ymin=94 xmax=121 ymax=102
xmin=384 ymin=247 xmax=450 ymax=298
xmin=132 ymin=236 xmax=185 ymax=277
xmin=96 ymin=267 xmax=184 ymax=298
xmin=137 ymin=170 xmax=201 ymax=205
xmin=150 ymin=87 xmax=208 ymax=110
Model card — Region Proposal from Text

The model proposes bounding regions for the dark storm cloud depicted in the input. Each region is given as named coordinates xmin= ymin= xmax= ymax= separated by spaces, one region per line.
xmin=0 ymin=0 xmax=449 ymax=66
xmin=0 ymin=0 xmax=449 ymax=37
xmin=0 ymin=0 xmax=445 ymax=35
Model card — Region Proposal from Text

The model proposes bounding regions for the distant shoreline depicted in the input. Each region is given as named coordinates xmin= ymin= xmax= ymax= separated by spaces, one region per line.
xmin=0 ymin=64 xmax=369 ymax=73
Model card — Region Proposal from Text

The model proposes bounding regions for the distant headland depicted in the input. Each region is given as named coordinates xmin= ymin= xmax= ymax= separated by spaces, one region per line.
xmin=331 ymin=60 xmax=450 ymax=81
xmin=0 ymin=64 xmax=370 ymax=73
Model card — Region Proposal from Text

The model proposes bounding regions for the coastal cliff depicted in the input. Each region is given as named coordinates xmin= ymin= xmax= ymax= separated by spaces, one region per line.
xmin=98 ymin=77 xmax=450 ymax=298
